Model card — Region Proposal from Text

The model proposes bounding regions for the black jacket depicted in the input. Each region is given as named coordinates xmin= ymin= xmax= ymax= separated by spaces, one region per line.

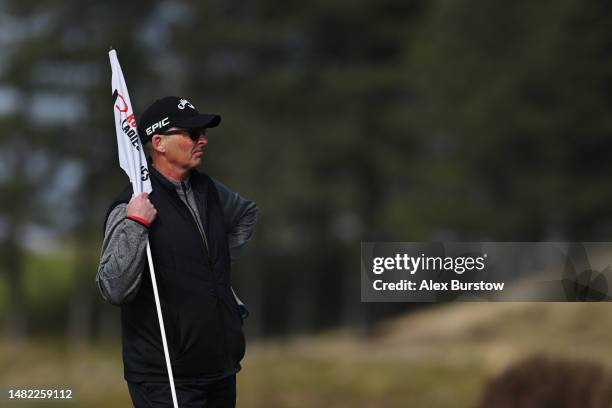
xmin=106 ymin=166 xmax=245 ymax=383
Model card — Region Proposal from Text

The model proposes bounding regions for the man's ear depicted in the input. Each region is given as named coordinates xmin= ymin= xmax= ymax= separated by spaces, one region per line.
xmin=151 ymin=135 xmax=165 ymax=153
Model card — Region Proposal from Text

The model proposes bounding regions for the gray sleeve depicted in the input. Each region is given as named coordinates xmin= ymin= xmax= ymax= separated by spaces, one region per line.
xmin=96 ymin=203 xmax=149 ymax=306
xmin=212 ymin=178 xmax=258 ymax=262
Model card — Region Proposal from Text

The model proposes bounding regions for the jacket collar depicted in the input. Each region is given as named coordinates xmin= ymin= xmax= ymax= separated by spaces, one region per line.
xmin=149 ymin=163 xmax=208 ymax=193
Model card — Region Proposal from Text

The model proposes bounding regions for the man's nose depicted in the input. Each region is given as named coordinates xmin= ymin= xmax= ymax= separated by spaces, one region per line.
xmin=197 ymin=134 xmax=208 ymax=146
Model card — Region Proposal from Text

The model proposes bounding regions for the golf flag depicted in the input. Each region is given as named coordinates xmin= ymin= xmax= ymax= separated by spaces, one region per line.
xmin=108 ymin=48 xmax=179 ymax=408
xmin=109 ymin=48 xmax=151 ymax=194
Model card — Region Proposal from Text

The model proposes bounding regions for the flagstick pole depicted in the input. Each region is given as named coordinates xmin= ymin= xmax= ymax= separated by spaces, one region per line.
xmin=146 ymin=241 xmax=179 ymax=408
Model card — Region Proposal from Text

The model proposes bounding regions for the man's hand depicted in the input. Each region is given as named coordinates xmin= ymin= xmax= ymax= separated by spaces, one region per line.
xmin=127 ymin=192 xmax=157 ymax=225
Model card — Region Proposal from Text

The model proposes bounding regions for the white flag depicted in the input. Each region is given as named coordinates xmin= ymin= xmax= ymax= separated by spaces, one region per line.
xmin=108 ymin=49 xmax=179 ymax=407
xmin=109 ymin=49 xmax=151 ymax=194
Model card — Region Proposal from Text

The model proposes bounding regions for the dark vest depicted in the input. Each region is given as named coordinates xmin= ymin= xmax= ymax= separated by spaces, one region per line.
xmin=106 ymin=166 xmax=245 ymax=383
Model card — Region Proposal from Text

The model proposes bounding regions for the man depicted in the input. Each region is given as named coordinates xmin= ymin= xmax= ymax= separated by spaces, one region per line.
xmin=96 ymin=96 xmax=257 ymax=407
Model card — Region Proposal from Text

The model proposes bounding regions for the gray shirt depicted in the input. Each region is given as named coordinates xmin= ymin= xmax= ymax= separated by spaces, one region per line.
xmin=96 ymin=175 xmax=257 ymax=306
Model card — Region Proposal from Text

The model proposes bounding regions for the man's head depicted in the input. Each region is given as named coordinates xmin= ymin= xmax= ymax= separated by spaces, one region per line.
xmin=138 ymin=96 xmax=221 ymax=174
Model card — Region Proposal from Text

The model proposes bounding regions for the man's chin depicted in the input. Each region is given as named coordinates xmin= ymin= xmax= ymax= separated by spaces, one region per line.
xmin=190 ymin=156 xmax=204 ymax=167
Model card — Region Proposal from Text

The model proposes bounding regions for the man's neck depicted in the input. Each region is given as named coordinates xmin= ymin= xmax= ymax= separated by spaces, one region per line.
xmin=152 ymin=161 xmax=189 ymax=183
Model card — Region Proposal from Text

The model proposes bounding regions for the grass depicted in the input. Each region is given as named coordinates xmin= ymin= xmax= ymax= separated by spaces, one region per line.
xmin=2 ymin=303 xmax=612 ymax=407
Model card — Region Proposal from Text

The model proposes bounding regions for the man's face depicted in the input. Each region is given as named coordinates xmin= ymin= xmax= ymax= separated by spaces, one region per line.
xmin=155 ymin=127 xmax=208 ymax=170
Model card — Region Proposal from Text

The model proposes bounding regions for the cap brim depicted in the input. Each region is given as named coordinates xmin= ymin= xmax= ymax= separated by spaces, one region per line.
xmin=175 ymin=114 xmax=221 ymax=129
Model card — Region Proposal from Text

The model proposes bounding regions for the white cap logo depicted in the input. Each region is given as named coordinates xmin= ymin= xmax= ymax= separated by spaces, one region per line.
xmin=178 ymin=98 xmax=195 ymax=110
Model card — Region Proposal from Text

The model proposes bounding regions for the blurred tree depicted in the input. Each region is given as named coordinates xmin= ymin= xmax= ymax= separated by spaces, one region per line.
xmin=408 ymin=0 xmax=612 ymax=240
xmin=0 ymin=0 xmax=158 ymax=342
xmin=3 ymin=0 xmax=612 ymax=341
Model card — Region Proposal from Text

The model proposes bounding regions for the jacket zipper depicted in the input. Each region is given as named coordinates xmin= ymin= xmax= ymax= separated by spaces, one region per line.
xmin=181 ymin=181 xmax=210 ymax=253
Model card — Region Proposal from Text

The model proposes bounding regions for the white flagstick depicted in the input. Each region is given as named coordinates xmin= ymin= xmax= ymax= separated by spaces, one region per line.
xmin=146 ymin=242 xmax=179 ymax=408
xmin=108 ymin=48 xmax=179 ymax=408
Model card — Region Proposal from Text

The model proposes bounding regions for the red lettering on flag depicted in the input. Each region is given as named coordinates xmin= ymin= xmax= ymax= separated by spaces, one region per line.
xmin=115 ymin=93 xmax=128 ymax=113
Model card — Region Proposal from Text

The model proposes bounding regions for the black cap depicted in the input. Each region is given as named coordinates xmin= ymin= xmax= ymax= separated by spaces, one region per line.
xmin=137 ymin=96 xmax=221 ymax=143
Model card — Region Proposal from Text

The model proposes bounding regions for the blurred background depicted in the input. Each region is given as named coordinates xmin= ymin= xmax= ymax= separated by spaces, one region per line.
xmin=2 ymin=0 xmax=612 ymax=406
